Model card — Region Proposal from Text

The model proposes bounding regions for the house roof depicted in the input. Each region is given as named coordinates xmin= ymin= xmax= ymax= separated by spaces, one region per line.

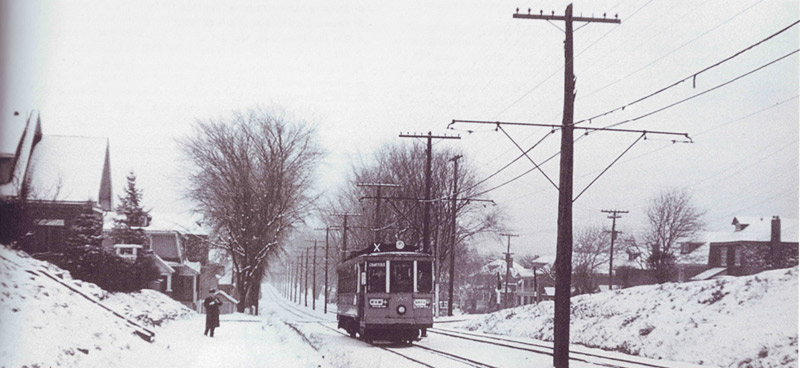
xmin=113 ymin=244 xmax=143 ymax=249
xmin=145 ymin=212 xmax=209 ymax=235
xmin=477 ymin=259 xmax=534 ymax=278
xmin=23 ymin=135 xmax=112 ymax=210
xmin=0 ymin=111 xmax=41 ymax=198
xmin=214 ymin=290 xmax=239 ymax=304
xmin=150 ymin=232 xmax=182 ymax=262
xmin=690 ymin=267 xmax=727 ymax=281
xmin=150 ymin=254 xmax=175 ymax=274
xmin=678 ymin=216 xmax=799 ymax=266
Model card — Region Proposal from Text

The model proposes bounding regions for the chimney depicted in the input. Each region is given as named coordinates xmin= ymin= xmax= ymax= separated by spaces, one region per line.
xmin=771 ymin=216 xmax=781 ymax=244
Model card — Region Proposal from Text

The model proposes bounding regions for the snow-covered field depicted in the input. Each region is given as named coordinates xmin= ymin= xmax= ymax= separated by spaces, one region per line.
xmin=455 ymin=267 xmax=799 ymax=367
xmin=1 ymin=243 xmax=797 ymax=367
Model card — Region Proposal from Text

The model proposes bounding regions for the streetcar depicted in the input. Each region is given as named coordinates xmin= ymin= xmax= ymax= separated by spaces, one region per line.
xmin=336 ymin=240 xmax=434 ymax=343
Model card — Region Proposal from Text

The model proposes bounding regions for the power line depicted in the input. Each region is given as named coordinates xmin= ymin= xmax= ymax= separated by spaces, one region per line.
xmin=580 ymin=0 xmax=767 ymax=102
xmin=598 ymin=48 xmax=799 ymax=130
xmin=574 ymin=19 xmax=800 ymax=126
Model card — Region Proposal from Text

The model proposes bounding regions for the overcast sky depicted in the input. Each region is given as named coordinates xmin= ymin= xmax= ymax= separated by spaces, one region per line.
xmin=2 ymin=0 xmax=798 ymax=257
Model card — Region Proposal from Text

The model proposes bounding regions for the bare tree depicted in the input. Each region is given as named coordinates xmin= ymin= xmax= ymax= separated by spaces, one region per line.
xmin=179 ymin=107 xmax=322 ymax=313
xmin=572 ymin=226 xmax=611 ymax=295
xmin=641 ymin=189 xmax=706 ymax=283
xmin=324 ymin=142 xmax=503 ymax=284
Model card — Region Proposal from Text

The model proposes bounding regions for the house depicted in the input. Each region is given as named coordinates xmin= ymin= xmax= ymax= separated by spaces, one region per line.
xmin=465 ymin=258 xmax=535 ymax=313
xmin=0 ymin=111 xmax=113 ymax=254
xmin=102 ymin=212 xmax=217 ymax=310
xmin=692 ymin=216 xmax=799 ymax=280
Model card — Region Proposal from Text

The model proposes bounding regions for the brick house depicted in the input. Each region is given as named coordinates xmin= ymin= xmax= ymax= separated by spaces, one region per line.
xmin=0 ymin=111 xmax=113 ymax=254
xmin=692 ymin=216 xmax=799 ymax=280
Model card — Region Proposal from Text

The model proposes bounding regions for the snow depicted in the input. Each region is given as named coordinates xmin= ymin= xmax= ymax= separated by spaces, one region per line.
xmin=25 ymin=135 xmax=109 ymax=202
xmin=2 ymin=242 xmax=797 ymax=368
xmin=455 ymin=267 xmax=799 ymax=367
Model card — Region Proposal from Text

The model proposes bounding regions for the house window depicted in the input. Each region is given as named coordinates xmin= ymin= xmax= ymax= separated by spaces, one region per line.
xmin=719 ymin=247 xmax=728 ymax=267
xmin=119 ymin=248 xmax=134 ymax=255
xmin=734 ymin=248 xmax=741 ymax=267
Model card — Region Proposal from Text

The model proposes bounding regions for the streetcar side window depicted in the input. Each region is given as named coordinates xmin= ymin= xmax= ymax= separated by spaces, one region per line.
xmin=391 ymin=261 xmax=414 ymax=293
xmin=367 ymin=262 xmax=387 ymax=293
xmin=337 ymin=265 xmax=356 ymax=294
xmin=417 ymin=261 xmax=432 ymax=293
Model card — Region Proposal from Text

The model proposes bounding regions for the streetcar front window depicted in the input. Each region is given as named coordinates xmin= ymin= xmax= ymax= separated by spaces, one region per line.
xmin=391 ymin=261 xmax=414 ymax=293
xmin=417 ymin=261 xmax=432 ymax=293
xmin=367 ymin=262 xmax=386 ymax=293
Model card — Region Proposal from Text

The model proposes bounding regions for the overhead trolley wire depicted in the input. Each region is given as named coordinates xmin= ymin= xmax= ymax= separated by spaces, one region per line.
xmin=598 ymin=48 xmax=799 ymax=130
xmin=580 ymin=0 xmax=767 ymax=102
xmin=573 ymin=19 xmax=800 ymax=127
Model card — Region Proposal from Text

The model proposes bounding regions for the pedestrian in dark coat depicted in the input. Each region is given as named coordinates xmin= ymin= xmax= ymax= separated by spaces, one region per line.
xmin=203 ymin=288 xmax=222 ymax=337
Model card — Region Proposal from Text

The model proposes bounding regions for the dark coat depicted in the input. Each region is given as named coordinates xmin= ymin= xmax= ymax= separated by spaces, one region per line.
xmin=204 ymin=296 xmax=222 ymax=328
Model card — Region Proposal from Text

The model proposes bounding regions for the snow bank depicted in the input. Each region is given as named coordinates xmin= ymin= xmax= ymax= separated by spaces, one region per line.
xmin=0 ymin=245 xmax=194 ymax=367
xmin=456 ymin=267 xmax=798 ymax=367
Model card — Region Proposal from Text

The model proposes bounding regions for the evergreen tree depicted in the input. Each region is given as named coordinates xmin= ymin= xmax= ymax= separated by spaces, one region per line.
xmin=111 ymin=171 xmax=150 ymax=245
xmin=65 ymin=202 xmax=103 ymax=248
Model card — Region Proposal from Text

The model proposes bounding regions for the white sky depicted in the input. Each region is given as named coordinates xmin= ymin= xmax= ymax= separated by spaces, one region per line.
xmin=2 ymin=0 xmax=798 ymax=257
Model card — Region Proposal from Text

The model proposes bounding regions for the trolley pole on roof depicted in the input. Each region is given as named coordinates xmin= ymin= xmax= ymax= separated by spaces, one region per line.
xmin=334 ymin=213 xmax=360 ymax=261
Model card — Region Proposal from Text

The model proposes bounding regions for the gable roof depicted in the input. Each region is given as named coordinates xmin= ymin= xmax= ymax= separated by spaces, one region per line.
xmin=0 ymin=111 xmax=42 ymax=197
xmin=24 ymin=135 xmax=113 ymax=210
xmin=477 ymin=259 xmax=534 ymax=278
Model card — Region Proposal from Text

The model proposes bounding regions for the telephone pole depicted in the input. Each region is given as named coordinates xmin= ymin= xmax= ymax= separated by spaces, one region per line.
xmin=304 ymin=247 xmax=309 ymax=307
xmin=602 ymin=209 xmax=628 ymax=291
xmin=513 ymin=6 xmax=620 ymax=368
xmin=306 ymin=240 xmax=322 ymax=310
xmin=316 ymin=226 xmax=342 ymax=314
xmin=448 ymin=155 xmax=461 ymax=316
xmin=499 ymin=233 xmax=519 ymax=310
xmin=357 ymin=182 xmax=400 ymax=243
xmin=399 ymin=132 xmax=460 ymax=255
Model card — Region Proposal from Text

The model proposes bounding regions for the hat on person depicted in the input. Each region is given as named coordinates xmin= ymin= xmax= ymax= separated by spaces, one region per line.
xmin=209 ymin=288 xmax=216 ymax=293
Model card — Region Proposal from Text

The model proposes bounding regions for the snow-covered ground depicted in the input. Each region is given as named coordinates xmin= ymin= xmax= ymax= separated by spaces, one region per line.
xmin=1 ymin=243 xmax=797 ymax=367
xmin=455 ymin=267 xmax=798 ymax=367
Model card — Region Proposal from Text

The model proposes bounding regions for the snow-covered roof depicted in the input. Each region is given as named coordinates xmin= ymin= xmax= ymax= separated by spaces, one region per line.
xmin=24 ymin=135 xmax=112 ymax=210
xmin=113 ymin=244 xmax=143 ymax=249
xmin=186 ymin=261 xmax=201 ymax=274
xmin=0 ymin=111 xmax=41 ymax=198
xmin=146 ymin=212 xmax=209 ymax=235
xmin=679 ymin=216 xmax=799 ymax=266
xmin=477 ymin=259 xmax=534 ymax=278
xmin=151 ymin=254 xmax=176 ymax=274
xmin=214 ymin=290 xmax=239 ymax=304
xmin=690 ymin=267 xmax=727 ymax=281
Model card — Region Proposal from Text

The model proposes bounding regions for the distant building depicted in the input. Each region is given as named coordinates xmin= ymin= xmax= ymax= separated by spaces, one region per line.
xmin=690 ymin=216 xmax=798 ymax=280
xmin=103 ymin=213 xmax=216 ymax=310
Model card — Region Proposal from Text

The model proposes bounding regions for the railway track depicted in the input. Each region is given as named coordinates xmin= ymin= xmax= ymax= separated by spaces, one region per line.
xmin=268 ymin=289 xmax=493 ymax=367
xmin=267 ymin=288 xmax=698 ymax=368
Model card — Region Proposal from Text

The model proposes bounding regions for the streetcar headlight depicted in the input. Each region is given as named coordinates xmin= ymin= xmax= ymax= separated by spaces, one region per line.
xmin=413 ymin=299 xmax=431 ymax=309
xmin=397 ymin=305 xmax=407 ymax=315
xmin=369 ymin=298 xmax=388 ymax=308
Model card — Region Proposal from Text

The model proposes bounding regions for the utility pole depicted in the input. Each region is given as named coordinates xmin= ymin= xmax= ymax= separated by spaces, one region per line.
xmin=448 ymin=155 xmax=461 ymax=316
xmin=334 ymin=213 xmax=360 ymax=261
xmin=295 ymin=255 xmax=301 ymax=304
xmin=304 ymin=247 xmax=309 ymax=307
xmin=316 ymin=226 xmax=341 ymax=314
xmin=602 ymin=209 xmax=628 ymax=291
xmin=499 ymin=233 xmax=519 ymax=310
xmin=513 ymin=6 xmax=619 ymax=368
xmin=307 ymin=240 xmax=321 ymax=310
xmin=399 ymin=132 xmax=460 ymax=255
xmin=357 ymin=183 xmax=400 ymax=243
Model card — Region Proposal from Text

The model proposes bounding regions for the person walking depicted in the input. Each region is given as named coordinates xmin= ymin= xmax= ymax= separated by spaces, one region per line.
xmin=203 ymin=288 xmax=222 ymax=337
